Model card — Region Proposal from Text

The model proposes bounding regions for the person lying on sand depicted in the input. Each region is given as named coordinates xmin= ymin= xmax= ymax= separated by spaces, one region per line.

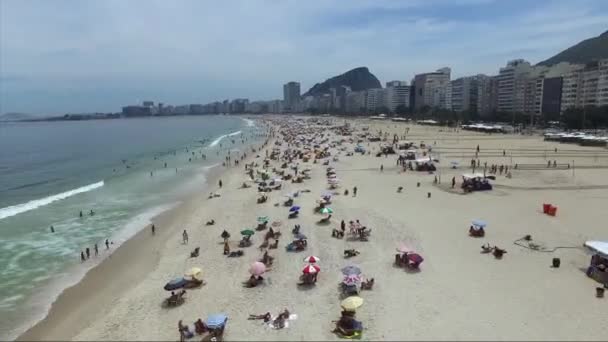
xmin=248 ymin=312 xmax=271 ymax=322
xmin=206 ymin=219 xmax=216 ymax=226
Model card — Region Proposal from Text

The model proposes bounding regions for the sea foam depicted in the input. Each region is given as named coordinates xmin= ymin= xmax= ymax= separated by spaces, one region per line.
xmin=0 ymin=181 xmax=104 ymax=220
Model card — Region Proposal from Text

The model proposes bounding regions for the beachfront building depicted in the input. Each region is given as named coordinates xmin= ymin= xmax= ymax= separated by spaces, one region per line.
xmin=283 ymin=81 xmax=301 ymax=112
xmin=413 ymin=67 xmax=451 ymax=110
xmin=385 ymin=81 xmax=410 ymax=113
xmin=563 ymin=59 xmax=608 ymax=109
xmin=365 ymin=88 xmax=388 ymax=113
xmin=451 ymin=76 xmax=479 ymax=113
xmin=497 ymin=59 xmax=532 ymax=113
xmin=476 ymin=75 xmax=498 ymax=117
xmin=345 ymin=90 xmax=367 ymax=114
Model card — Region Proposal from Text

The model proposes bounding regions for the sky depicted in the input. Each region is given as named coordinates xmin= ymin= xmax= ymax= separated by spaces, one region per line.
xmin=1 ymin=0 xmax=607 ymax=115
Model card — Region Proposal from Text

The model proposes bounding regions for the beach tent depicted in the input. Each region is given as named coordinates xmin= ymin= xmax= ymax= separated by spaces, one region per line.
xmin=584 ymin=240 xmax=608 ymax=256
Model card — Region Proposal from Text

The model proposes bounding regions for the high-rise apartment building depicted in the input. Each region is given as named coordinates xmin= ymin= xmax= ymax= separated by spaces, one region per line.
xmin=283 ymin=82 xmax=301 ymax=112
xmin=497 ymin=59 xmax=532 ymax=113
xmin=385 ymin=81 xmax=410 ymax=113
xmin=451 ymin=77 xmax=479 ymax=112
xmin=414 ymin=67 xmax=451 ymax=110
xmin=345 ymin=91 xmax=367 ymax=114
xmin=476 ymin=75 xmax=498 ymax=117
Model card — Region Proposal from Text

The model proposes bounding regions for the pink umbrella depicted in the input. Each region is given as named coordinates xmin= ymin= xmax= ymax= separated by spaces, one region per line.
xmin=249 ymin=261 xmax=266 ymax=276
xmin=342 ymin=274 xmax=362 ymax=286
xmin=303 ymin=256 xmax=320 ymax=263
xmin=302 ymin=264 xmax=321 ymax=274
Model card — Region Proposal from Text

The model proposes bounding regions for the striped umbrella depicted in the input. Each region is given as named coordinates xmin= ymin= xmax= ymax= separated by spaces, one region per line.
xmin=302 ymin=264 xmax=321 ymax=274
xmin=303 ymin=255 xmax=320 ymax=263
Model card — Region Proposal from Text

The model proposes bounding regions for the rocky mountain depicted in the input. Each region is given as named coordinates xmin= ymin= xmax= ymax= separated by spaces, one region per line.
xmin=303 ymin=67 xmax=382 ymax=97
xmin=538 ymin=30 xmax=608 ymax=66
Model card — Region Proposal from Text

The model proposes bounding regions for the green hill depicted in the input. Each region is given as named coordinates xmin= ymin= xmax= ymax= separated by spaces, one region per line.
xmin=538 ymin=30 xmax=608 ymax=66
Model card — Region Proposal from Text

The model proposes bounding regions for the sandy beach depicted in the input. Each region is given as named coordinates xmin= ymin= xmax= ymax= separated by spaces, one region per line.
xmin=19 ymin=117 xmax=608 ymax=341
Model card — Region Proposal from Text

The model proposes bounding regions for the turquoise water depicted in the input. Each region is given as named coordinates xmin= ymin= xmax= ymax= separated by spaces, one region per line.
xmin=0 ymin=116 xmax=262 ymax=339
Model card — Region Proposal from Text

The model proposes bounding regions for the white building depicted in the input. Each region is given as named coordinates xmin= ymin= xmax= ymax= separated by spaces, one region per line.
xmin=414 ymin=67 xmax=451 ymax=110
xmin=385 ymin=81 xmax=410 ymax=113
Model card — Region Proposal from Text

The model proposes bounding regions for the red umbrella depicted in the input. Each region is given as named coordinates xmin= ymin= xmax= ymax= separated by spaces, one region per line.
xmin=302 ymin=264 xmax=321 ymax=274
xmin=303 ymin=255 xmax=320 ymax=263
xmin=407 ymin=253 xmax=424 ymax=264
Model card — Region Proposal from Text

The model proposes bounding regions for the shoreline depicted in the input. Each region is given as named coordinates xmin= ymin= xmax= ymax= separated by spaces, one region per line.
xmin=16 ymin=122 xmax=269 ymax=341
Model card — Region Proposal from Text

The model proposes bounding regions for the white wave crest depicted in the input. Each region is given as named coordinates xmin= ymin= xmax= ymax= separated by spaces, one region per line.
xmin=0 ymin=181 xmax=104 ymax=220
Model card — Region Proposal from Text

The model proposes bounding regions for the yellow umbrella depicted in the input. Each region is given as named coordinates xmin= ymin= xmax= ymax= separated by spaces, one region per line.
xmin=340 ymin=296 xmax=364 ymax=311
xmin=185 ymin=267 xmax=203 ymax=280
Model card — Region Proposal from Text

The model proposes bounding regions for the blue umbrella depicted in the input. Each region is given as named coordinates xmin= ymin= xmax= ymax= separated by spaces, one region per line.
xmin=472 ymin=219 xmax=487 ymax=228
xmin=163 ymin=277 xmax=187 ymax=291
xmin=206 ymin=314 xmax=228 ymax=329
xmin=341 ymin=265 xmax=362 ymax=276
xmin=290 ymin=206 xmax=301 ymax=212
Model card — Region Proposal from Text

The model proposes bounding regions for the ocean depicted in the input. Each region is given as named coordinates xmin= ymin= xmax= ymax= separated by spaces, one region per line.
xmin=0 ymin=115 xmax=262 ymax=339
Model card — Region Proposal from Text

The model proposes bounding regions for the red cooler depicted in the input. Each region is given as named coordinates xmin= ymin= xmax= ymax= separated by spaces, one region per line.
xmin=543 ymin=204 xmax=551 ymax=214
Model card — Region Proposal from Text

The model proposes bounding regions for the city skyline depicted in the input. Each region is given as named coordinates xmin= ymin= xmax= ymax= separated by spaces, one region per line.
xmin=1 ymin=0 xmax=608 ymax=114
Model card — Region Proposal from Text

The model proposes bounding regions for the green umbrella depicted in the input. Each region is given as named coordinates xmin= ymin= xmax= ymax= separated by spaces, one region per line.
xmin=320 ymin=207 xmax=333 ymax=214
xmin=257 ymin=216 xmax=269 ymax=223
xmin=241 ymin=229 xmax=255 ymax=236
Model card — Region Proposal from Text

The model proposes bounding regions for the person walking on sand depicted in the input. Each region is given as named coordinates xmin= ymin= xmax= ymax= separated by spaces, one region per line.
xmin=85 ymin=247 xmax=90 ymax=259
xmin=94 ymin=243 xmax=99 ymax=256
xmin=105 ymin=239 xmax=110 ymax=250
xmin=380 ymin=164 xmax=384 ymax=172
xmin=219 ymin=179 xmax=223 ymax=188
xmin=182 ymin=230 xmax=189 ymax=244
xmin=353 ymin=186 xmax=358 ymax=197
xmin=341 ymin=220 xmax=346 ymax=232
xmin=151 ymin=224 xmax=156 ymax=235
xmin=476 ymin=145 xmax=480 ymax=153
xmin=452 ymin=176 xmax=456 ymax=189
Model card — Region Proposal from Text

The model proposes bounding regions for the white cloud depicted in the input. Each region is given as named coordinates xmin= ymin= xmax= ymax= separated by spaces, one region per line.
xmin=1 ymin=0 xmax=607 ymax=113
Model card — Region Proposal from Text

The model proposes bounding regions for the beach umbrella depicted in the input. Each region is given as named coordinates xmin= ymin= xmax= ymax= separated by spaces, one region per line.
xmin=316 ymin=198 xmax=327 ymax=204
xmin=257 ymin=216 xmax=269 ymax=223
xmin=302 ymin=264 xmax=321 ymax=274
xmin=206 ymin=314 xmax=228 ymax=329
xmin=185 ymin=267 xmax=203 ymax=280
xmin=342 ymin=274 xmax=362 ymax=286
xmin=472 ymin=219 xmax=487 ymax=228
xmin=340 ymin=296 xmax=364 ymax=311
xmin=294 ymin=233 xmax=307 ymax=240
xmin=249 ymin=261 xmax=266 ymax=276
xmin=320 ymin=207 xmax=333 ymax=215
xmin=271 ymin=221 xmax=282 ymax=227
xmin=289 ymin=206 xmax=301 ymax=212
xmin=341 ymin=265 xmax=361 ymax=276
xmin=164 ymin=277 xmax=187 ymax=291
xmin=303 ymin=255 xmax=320 ymax=263
xmin=396 ymin=243 xmax=414 ymax=254
xmin=241 ymin=229 xmax=255 ymax=236
xmin=407 ymin=253 xmax=424 ymax=264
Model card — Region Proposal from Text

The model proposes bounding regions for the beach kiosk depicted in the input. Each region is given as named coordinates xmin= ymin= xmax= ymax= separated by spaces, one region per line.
xmin=585 ymin=240 xmax=608 ymax=286
xmin=461 ymin=173 xmax=492 ymax=192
